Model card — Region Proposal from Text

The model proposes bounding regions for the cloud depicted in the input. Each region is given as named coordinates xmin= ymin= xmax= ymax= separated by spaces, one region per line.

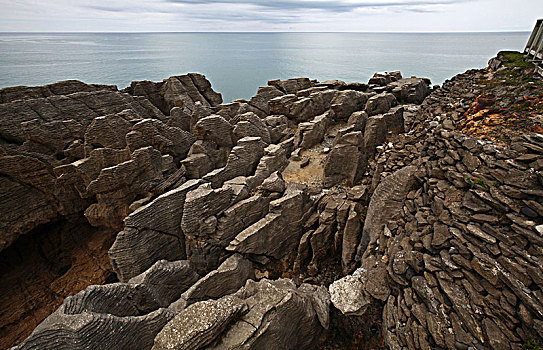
xmin=164 ymin=0 xmax=471 ymax=12
xmin=0 ymin=0 xmax=539 ymax=32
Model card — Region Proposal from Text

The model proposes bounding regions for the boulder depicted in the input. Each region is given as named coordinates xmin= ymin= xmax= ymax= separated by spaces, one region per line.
xmin=173 ymin=254 xmax=255 ymax=308
xmin=294 ymin=111 xmax=332 ymax=150
xmin=387 ymin=77 xmax=430 ymax=104
xmin=368 ymin=71 xmax=402 ymax=86
xmin=264 ymin=115 xmax=289 ymax=144
xmin=193 ymin=115 xmax=234 ymax=148
xmin=168 ymin=106 xmax=191 ymax=131
xmin=365 ymin=92 xmax=397 ymax=116
xmin=330 ymin=90 xmax=370 ymax=120
xmin=260 ymin=171 xmax=286 ymax=193
xmin=181 ymin=183 xmax=233 ymax=237
xmin=363 ymin=114 xmax=388 ymax=156
xmin=347 ymin=110 xmax=368 ymax=132
xmin=84 ymin=146 xmax=165 ymax=229
xmin=232 ymin=112 xmax=271 ymax=144
xmin=248 ymin=85 xmax=284 ymax=114
xmin=214 ymin=195 xmax=271 ymax=246
xmin=226 ymin=188 xmax=309 ymax=260
xmin=126 ymin=74 xmax=222 ymax=115
xmin=202 ymin=136 xmax=266 ymax=188
xmin=323 ymin=131 xmax=367 ymax=188
xmin=268 ymin=77 xmax=313 ymax=94
xmin=84 ymin=113 xmax=133 ymax=150
xmin=329 ymin=268 xmax=370 ymax=316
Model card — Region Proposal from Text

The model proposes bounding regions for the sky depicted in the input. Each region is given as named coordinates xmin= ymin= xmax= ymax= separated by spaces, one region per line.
xmin=0 ymin=0 xmax=541 ymax=32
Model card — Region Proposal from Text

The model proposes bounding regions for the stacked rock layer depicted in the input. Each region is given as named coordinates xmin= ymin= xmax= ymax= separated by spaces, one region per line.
xmin=2 ymin=56 xmax=542 ymax=350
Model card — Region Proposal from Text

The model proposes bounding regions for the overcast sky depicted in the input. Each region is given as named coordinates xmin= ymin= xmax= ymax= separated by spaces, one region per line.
xmin=1 ymin=0 xmax=541 ymax=32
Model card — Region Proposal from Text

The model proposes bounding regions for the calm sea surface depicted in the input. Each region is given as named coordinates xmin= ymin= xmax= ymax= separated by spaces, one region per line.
xmin=0 ymin=32 xmax=529 ymax=103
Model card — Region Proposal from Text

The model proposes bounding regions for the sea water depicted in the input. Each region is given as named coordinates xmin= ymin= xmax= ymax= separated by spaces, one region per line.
xmin=0 ymin=32 xmax=529 ymax=103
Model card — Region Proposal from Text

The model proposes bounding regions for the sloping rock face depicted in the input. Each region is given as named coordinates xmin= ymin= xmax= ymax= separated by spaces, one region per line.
xmin=12 ymin=260 xmax=200 ymax=350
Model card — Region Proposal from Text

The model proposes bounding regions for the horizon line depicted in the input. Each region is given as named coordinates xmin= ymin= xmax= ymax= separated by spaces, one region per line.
xmin=0 ymin=30 xmax=531 ymax=34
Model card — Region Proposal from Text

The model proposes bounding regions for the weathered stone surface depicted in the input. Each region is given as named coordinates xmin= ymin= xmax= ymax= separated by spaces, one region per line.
xmin=387 ymin=77 xmax=431 ymax=104
xmin=248 ymin=85 xmax=284 ymax=114
xmin=323 ymin=131 xmax=367 ymax=188
xmin=0 ymin=155 xmax=60 ymax=250
xmin=365 ymin=92 xmax=397 ymax=116
xmin=232 ymin=113 xmax=271 ymax=145
xmin=369 ymin=71 xmax=402 ymax=86
xmin=214 ymin=195 xmax=271 ymax=246
xmin=264 ymin=114 xmax=289 ymax=143
xmin=13 ymin=260 xmax=200 ymax=350
xmin=227 ymin=189 xmax=308 ymax=259
xmin=363 ymin=114 xmax=388 ymax=156
xmin=202 ymin=136 xmax=266 ymax=187
xmin=269 ymin=77 xmax=312 ymax=95
xmin=153 ymin=296 xmax=246 ymax=350
xmin=126 ymin=118 xmax=196 ymax=160
xmin=175 ymin=254 xmax=255 ymax=308
xmin=330 ymin=90 xmax=370 ymax=120
xmin=260 ymin=171 xmax=286 ymax=193
xmin=126 ymin=73 xmax=222 ymax=115
xmin=342 ymin=203 xmax=362 ymax=272
xmin=84 ymin=113 xmax=133 ymax=150
xmin=193 ymin=115 xmax=234 ymax=148
xmin=169 ymin=106 xmax=191 ymax=131
xmin=347 ymin=110 xmax=368 ymax=131
xmin=294 ymin=111 xmax=332 ymax=149
xmin=110 ymin=180 xmax=203 ymax=282
xmin=382 ymin=105 xmax=405 ymax=134
xmin=181 ymin=153 xmax=214 ymax=179
xmin=364 ymin=261 xmax=390 ymax=301
xmin=357 ymin=166 xmax=417 ymax=257
xmin=181 ymin=183 xmax=233 ymax=236
xmin=0 ymin=80 xmax=117 ymax=104
xmin=206 ymin=279 xmax=328 ymax=350
xmin=84 ymin=146 xmax=165 ymax=229
xmin=216 ymin=100 xmax=266 ymax=120
xmin=329 ymin=268 xmax=370 ymax=316
xmin=109 ymin=227 xmax=186 ymax=283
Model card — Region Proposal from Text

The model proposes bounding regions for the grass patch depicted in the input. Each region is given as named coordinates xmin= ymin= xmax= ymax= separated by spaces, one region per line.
xmin=523 ymin=339 xmax=543 ymax=350
xmin=498 ymin=51 xmax=535 ymax=69
xmin=468 ymin=177 xmax=490 ymax=191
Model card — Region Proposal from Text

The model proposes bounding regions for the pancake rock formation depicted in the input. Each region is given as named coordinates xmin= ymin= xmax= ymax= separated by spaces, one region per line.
xmin=2 ymin=51 xmax=543 ymax=350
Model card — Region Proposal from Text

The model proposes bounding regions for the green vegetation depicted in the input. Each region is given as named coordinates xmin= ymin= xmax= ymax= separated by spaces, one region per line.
xmin=523 ymin=339 xmax=543 ymax=350
xmin=498 ymin=51 xmax=535 ymax=69
xmin=468 ymin=177 xmax=490 ymax=191
xmin=483 ymin=51 xmax=542 ymax=88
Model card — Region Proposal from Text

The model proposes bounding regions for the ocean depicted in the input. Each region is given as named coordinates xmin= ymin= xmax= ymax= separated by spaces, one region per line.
xmin=0 ymin=32 xmax=530 ymax=103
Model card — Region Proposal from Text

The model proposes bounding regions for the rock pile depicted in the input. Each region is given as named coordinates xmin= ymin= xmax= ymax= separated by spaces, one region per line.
xmin=3 ymin=57 xmax=543 ymax=350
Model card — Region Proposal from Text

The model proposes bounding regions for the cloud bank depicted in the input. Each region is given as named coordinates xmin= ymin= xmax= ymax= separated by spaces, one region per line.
xmin=0 ymin=0 xmax=540 ymax=32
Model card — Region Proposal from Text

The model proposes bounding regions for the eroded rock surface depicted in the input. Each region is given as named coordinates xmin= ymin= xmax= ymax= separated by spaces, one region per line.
xmin=6 ymin=61 xmax=543 ymax=350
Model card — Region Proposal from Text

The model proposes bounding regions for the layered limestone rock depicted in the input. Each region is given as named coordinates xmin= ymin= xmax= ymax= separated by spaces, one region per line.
xmin=153 ymin=279 xmax=330 ymax=350
xmin=7 ymin=61 xmax=542 ymax=350
xmin=0 ymin=75 xmax=222 ymax=347
xmin=124 ymin=73 xmax=222 ymax=115
xmin=12 ymin=260 xmax=200 ymax=350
